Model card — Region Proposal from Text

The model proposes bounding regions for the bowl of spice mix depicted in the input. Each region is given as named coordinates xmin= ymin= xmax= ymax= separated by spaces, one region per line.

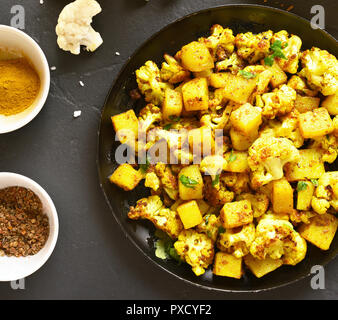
xmin=0 ymin=172 xmax=58 ymax=281
xmin=0 ymin=25 xmax=50 ymax=134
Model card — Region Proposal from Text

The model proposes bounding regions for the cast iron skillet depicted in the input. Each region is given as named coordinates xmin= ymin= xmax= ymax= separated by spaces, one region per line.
xmin=97 ymin=4 xmax=338 ymax=292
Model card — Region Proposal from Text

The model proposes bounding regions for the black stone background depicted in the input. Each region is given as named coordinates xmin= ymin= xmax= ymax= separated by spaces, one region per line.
xmin=0 ymin=0 xmax=337 ymax=299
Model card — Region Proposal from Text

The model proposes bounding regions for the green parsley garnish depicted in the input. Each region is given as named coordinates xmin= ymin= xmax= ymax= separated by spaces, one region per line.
xmin=297 ymin=181 xmax=308 ymax=192
xmin=154 ymin=230 xmax=183 ymax=264
xmin=163 ymin=123 xmax=172 ymax=130
xmin=207 ymin=231 xmax=213 ymax=239
xmin=264 ymin=40 xmax=288 ymax=66
xmin=228 ymin=150 xmax=237 ymax=162
xmin=311 ymin=179 xmax=319 ymax=187
xmin=239 ymin=70 xmax=257 ymax=79
xmin=218 ymin=226 xmax=226 ymax=234
xmin=179 ymin=175 xmax=198 ymax=189
xmin=212 ymin=174 xmax=220 ymax=187
xmin=169 ymin=115 xmax=181 ymax=122
xmin=205 ymin=214 xmax=211 ymax=225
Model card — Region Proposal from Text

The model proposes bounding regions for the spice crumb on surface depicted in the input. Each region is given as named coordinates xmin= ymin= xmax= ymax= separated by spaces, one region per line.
xmin=79 ymin=80 xmax=84 ymax=87
xmin=73 ymin=110 xmax=82 ymax=118
xmin=286 ymin=5 xmax=294 ymax=11
xmin=50 ymin=66 xmax=56 ymax=71
xmin=0 ymin=187 xmax=49 ymax=257
xmin=115 ymin=51 xmax=120 ymax=56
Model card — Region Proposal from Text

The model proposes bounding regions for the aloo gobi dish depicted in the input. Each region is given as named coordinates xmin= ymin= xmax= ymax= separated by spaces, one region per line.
xmin=109 ymin=25 xmax=338 ymax=279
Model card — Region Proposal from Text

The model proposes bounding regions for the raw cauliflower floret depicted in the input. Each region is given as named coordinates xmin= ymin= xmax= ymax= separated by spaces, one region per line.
xmin=309 ymin=134 xmax=337 ymax=164
xmin=218 ymin=223 xmax=256 ymax=258
xmin=55 ymin=0 xmax=103 ymax=55
xmin=258 ymin=85 xmax=297 ymax=119
xmin=235 ymin=30 xmax=273 ymax=64
xmin=250 ymin=217 xmax=307 ymax=265
xmin=199 ymin=24 xmax=235 ymax=58
xmin=136 ymin=61 xmax=173 ymax=105
xmin=248 ymin=136 xmax=300 ymax=188
xmin=237 ymin=192 xmax=269 ymax=218
xmin=196 ymin=214 xmax=221 ymax=242
xmin=174 ymin=230 xmax=215 ymax=276
xmin=271 ymin=30 xmax=302 ymax=74
xmin=160 ymin=54 xmax=190 ymax=84
xmin=299 ymin=47 xmax=338 ymax=96
xmin=311 ymin=172 xmax=338 ymax=214
xmin=138 ymin=104 xmax=163 ymax=132
xmin=128 ymin=195 xmax=183 ymax=238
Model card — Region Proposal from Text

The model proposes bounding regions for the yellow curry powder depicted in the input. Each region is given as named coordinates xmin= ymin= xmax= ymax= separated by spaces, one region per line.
xmin=0 ymin=58 xmax=40 ymax=116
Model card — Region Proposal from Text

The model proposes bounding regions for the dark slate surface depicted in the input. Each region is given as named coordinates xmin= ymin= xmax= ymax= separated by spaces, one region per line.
xmin=0 ymin=0 xmax=337 ymax=299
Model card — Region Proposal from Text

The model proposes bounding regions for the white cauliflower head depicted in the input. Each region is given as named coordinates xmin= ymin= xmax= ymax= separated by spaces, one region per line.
xmin=56 ymin=0 xmax=103 ymax=55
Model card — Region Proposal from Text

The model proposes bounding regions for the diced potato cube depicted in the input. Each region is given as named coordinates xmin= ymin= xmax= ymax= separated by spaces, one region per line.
xmin=182 ymin=78 xmax=209 ymax=111
xmin=297 ymin=181 xmax=315 ymax=211
xmin=109 ymin=164 xmax=142 ymax=191
xmin=188 ymin=127 xmax=214 ymax=156
xmin=230 ymin=103 xmax=262 ymax=136
xmin=230 ymin=127 xmax=256 ymax=151
xmin=285 ymin=149 xmax=325 ymax=181
xmin=298 ymin=214 xmax=338 ymax=250
xmin=178 ymin=165 xmax=204 ymax=200
xmin=196 ymin=199 xmax=210 ymax=215
xmin=213 ymin=252 xmax=242 ymax=279
xmin=272 ymin=178 xmax=294 ymax=214
xmin=177 ymin=200 xmax=203 ymax=229
xmin=224 ymin=151 xmax=249 ymax=173
xmin=268 ymin=62 xmax=288 ymax=88
xmin=322 ymin=94 xmax=338 ymax=115
xmin=163 ymin=88 xmax=183 ymax=120
xmin=180 ymin=41 xmax=214 ymax=72
xmin=111 ymin=109 xmax=138 ymax=144
xmin=244 ymin=254 xmax=283 ymax=278
xmin=209 ymin=73 xmax=257 ymax=104
xmin=299 ymin=108 xmax=334 ymax=138
xmin=220 ymin=200 xmax=253 ymax=228
xmin=294 ymin=95 xmax=320 ymax=113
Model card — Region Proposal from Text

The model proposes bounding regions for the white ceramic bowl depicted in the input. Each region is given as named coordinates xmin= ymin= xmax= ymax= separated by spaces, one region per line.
xmin=0 ymin=172 xmax=58 ymax=281
xmin=0 ymin=25 xmax=50 ymax=134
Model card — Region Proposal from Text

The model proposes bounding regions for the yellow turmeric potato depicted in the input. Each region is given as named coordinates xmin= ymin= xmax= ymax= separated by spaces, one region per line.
xmin=224 ymin=151 xmax=249 ymax=173
xmin=285 ymin=149 xmax=325 ymax=181
xmin=188 ymin=126 xmax=214 ymax=156
xmin=180 ymin=41 xmax=214 ymax=72
xmin=220 ymin=200 xmax=253 ymax=228
xmin=244 ymin=254 xmax=283 ymax=278
xmin=209 ymin=72 xmax=257 ymax=104
xmin=299 ymin=108 xmax=334 ymax=138
xmin=298 ymin=214 xmax=338 ymax=250
xmin=230 ymin=127 xmax=257 ymax=151
xmin=213 ymin=252 xmax=242 ymax=279
xmin=162 ymin=88 xmax=183 ymax=120
xmin=178 ymin=165 xmax=204 ymax=200
xmin=109 ymin=164 xmax=143 ymax=191
xmin=297 ymin=181 xmax=315 ymax=211
xmin=182 ymin=78 xmax=209 ymax=111
xmin=322 ymin=94 xmax=338 ymax=115
xmin=111 ymin=109 xmax=138 ymax=145
xmin=294 ymin=95 xmax=320 ymax=113
xmin=177 ymin=200 xmax=203 ymax=229
xmin=272 ymin=177 xmax=294 ymax=214
xmin=268 ymin=62 xmax=288 ymax=88
xmin=230 ymin=103 xmax=262 ymax=136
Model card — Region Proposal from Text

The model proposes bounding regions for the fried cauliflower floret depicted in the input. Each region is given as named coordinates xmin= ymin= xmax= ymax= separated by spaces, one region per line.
xmin=309 ymin=134 xmax=337 ymax=164
xmin=200 ymin=104 xmax=232 ymax=131
xmin=258 ymin=84 xmax=297 ymax=119
xmin=248 ymin=136 xmax=300 ymax=188
xmin=174 ymin=230 xmax=215 ymax=276
xmin=237 ymin=192 xmax=269 ymax=218
xmin=250 ymin=217 xmax=307 ymax=265
xmin=235 ymin=30 xmax=273 ymax=64
xmin=215 ymin=52 xmax=245 ymax=73
xmin=138 ymin=104 xmax=163 ymax=132
xmin=222 ymin=172 xmax=250 ymax=195
xmin=299 ymin=47 xmax=338 ymax=96
xmin=55 ymin=0 xmax=103 ymax=55
xmin=290 ymin=210 xmax=316 ymax=225
xmin=287 ymin=75 xmax=318 ymax=97
xmin=200 ymin=155 xmax=227 ymax=178
xmin=128 ymin=195 xmax=183 ymax=238
xmin=160 ymin=54 xmax=190 ymax=84
xmin=199 ymin=24 xmax=235 ymax=58
xmin=271 ymin=31 xmax=302 ymax=74
xmin=203 ymin=175 xmax=234 ymax=207
xmin=311 ymin=172 xmax=338 ymax=214
xmin=154 ymin=163 xmax=179 ymax=200
xmin=144 ymin=172 xmax=161 ymax=191
xmin=136 ymin=61 xmax=173 ymax=105
xmin=196 ymin=214 xmax=221 ymax=242
xmin=218 ymin=223 xmax=256 ymax=258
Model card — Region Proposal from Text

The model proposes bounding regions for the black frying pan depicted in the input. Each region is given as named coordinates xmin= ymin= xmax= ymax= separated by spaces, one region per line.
xmin=97 ymin=4 xmax=338 ymax=292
